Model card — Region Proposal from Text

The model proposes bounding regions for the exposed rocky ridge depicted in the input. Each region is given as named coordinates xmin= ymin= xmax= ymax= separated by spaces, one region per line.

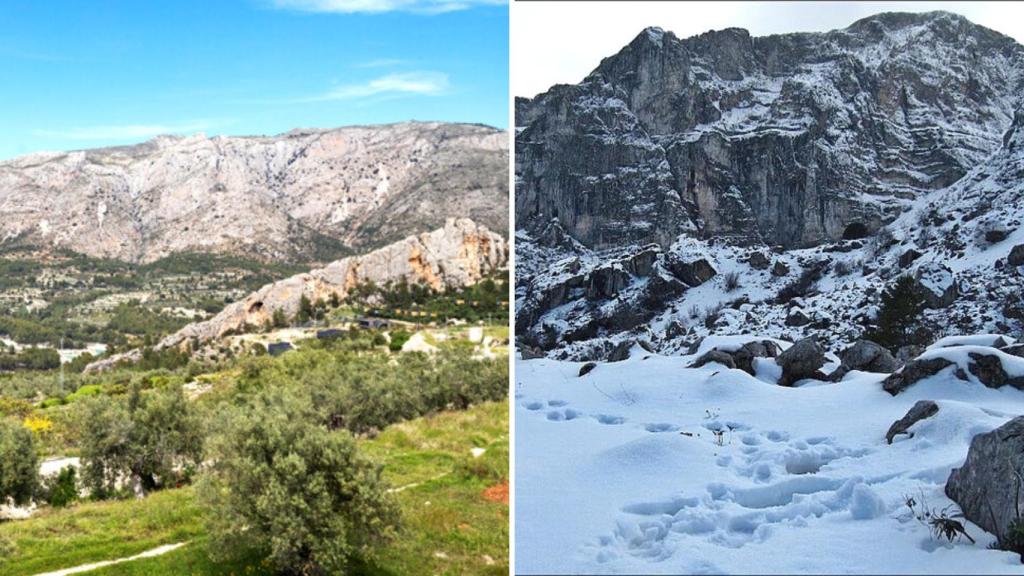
xmin=517 ymin=11 xmax=1024 ymax=250
xmin=86 ymin=218 xmax=506 ymax=372
xmin=0 ymin=122 xmax=508 ymax=263
xmin=516 ymin=13 xmax=1024 ymax=361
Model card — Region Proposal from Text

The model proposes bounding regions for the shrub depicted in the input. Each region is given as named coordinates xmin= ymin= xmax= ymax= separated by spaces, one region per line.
xmin=43 ymin=465 xmax=78 ymax=508
xmin=0 ymin=418 xmax=38 ymax=506
xmin=199 ymin=387 xmax=400 ymax=574
xmin=723 ymin=272 xmax=741 ymax=292
xmin=776 ymin=262 xmax=825 ymax=304
xmin=388 ymin=330 xmax=411 ymax=352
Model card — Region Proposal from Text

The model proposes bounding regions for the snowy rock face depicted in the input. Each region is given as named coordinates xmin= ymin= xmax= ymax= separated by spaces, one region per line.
xmin=0 ymin=122 xmax=508 ymax=263
xmin=517 ymin=12 xmax=1024 ymax=361
xmin=517 ymin=12 xmax=1024 ymax=250
xmin=86 ymin=218 xmax=506 ymax=371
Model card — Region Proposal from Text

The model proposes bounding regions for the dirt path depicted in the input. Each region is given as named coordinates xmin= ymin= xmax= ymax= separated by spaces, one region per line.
xmin=34 ymin=542 xmax=187 ymax=576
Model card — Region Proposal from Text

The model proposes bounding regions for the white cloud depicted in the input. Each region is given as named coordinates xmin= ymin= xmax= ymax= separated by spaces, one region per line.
xmin=34 ymin=120 xmax=214 ymax=141
xmin=300 ymin=71 xmax=450 ymax=101
xmin=354 ymin=58 xmax=408 ymax=68
xmin=272 ymin=0 xmax=505 ymax=14
xmin=513 ymin=1 xmax=1024 ymax=98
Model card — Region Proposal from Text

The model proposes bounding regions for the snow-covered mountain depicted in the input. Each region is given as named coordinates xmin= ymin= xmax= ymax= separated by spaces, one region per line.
xmin=516 ymin=12 xmax=1024 ymax=360
xmin=0 ymin=121 xmax=507 ymax=263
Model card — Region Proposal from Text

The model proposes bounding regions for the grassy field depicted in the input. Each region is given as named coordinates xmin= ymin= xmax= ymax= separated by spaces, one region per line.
xmin=0 ymin=400 xmax=509 ymax=575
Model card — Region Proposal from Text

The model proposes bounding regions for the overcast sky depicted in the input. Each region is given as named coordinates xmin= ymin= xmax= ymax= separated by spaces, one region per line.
xmin=512 ymin=1 xmax=1024 ymax=98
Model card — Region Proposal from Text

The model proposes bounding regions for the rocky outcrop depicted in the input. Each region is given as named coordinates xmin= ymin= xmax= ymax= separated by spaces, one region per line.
xmin=0 ymin=122 xmax=508 ymax=263
xmin=885 ymin=400 xmax=939 ymax=444
xmin=830 ymin=340 xmax=899 ymax=381
xmin=86 ymin=219 xmax=506 ymax=372
xmin=776 ymin=338 xmax=827 ymax=386
xmin=946 ymin=416 xmax=1024 ymax=541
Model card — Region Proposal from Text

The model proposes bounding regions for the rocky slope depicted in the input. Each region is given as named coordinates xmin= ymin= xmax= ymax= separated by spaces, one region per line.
xmin=517 ymin=11 xmax=1024 ymax=250
xmin=87 ymin=218 xmax=506 ymax=371
xmin=0 ymin=122 xmax=507 ymax=263
xmin=516 ymin=12 xmax=1024 ymax=360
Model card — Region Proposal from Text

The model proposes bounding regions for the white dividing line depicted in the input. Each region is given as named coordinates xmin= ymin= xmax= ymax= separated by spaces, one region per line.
xmin=34 ymin=542 xmax=188 ymax=576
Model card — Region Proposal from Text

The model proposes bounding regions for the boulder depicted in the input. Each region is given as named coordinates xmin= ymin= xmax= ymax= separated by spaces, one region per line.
xmin=985 ymin=228 xmax=1010 ymax=243
xmin=578 ymin=362 xmax=597 ymax=377
xmin=898 ymin=249 xmax=922 ymax=268
xmin=946 ymin=416 xmax=1024 ymax=541
xmin=776 ymin=338 xmax=827 ymax=386
xmin=586 ymin=265 xmax=632 ymax=299
xmin=607 ymin=340 xmax=634 ymax=362
xmin=666 ymin=256 xmax=717 ymax=287
xmin=689 ymin=339 xmax=782 ymax=376
xmin=830 ymin=340 xmax=899 ymax=381
xmin=1009 ymin=244 xmax=1024 ymax=267
xmin=785 ymin=308 xmax=811 ymax=327
xmin=885 ymin=400 xmax=939 ymax=444
xmin=520 ymin=345 xmax=545 ymax=360
xmin=748 ymin=251 xmax=770 ymax=270
xmin=882 ymin=357 xmax=955 ymax=395
xmin=771 ymin=260 xmax=790 ymax=277
xmin=690 ymin=349 xmax=737 ymax=371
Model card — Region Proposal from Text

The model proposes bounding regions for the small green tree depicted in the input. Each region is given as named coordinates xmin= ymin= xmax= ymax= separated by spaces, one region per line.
xmin=271 ymin=308 xmax=289 ymax=329
xmin=865 ymin=275 xmax=928 ymax=350
xmin=199 ymin=387 xmax=399 ymax=574
xmin=295 ymin=295 xmax=315 ymax=325
xmin=0 ymin=419 xmax=38 ymax=506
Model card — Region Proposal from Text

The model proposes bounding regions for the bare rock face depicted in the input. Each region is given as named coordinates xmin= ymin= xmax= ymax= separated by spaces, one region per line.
xmin=86 ymin=219 xmax=505 ymax=371
xmin=516 ymin=13 xmax=1023 ymax=250
xmin=0 ymin=122 xmax=508 ymax=263
xmin=946 ymin=416 xmax=1024 ymax=540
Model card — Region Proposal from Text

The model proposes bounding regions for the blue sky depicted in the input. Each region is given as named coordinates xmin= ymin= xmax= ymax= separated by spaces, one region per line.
xmin=0 ymin=0 xmax=508 ymax=159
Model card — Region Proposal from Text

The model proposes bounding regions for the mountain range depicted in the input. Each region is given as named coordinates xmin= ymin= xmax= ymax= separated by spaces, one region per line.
xmin=0 ymin=121 xmax=507 ymax=263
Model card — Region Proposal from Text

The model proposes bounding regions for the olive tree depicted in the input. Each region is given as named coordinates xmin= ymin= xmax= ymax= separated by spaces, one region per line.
xmin=79 ymin=384 xmax=202 ymax=498
xmin=199 ymin=387 xmax=400 ymax=574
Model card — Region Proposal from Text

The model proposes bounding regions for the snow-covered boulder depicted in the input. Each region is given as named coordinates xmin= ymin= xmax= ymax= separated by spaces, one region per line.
xmin=884 ymin=345 xmax=1024 ymax=394
xmin=830 ymin=340 xmax=899 ymax=381
xmin=689 ymin=338 xmax=781 ymax=376
xmin=946 ymin=416 xmax=1024 ymax=543
xmin=776 ymin=337 xmax=827 ymax=386
xmin=927 ymin=334 xmax=1015 ymax=350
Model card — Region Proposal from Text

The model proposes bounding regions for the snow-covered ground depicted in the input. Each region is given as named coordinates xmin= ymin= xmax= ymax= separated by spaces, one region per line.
xmin=515 ymin=345 xmax=1024 ymax=574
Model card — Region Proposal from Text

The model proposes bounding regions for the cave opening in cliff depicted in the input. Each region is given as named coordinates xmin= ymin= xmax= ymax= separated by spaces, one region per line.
xmin=842 ymin=222 xmax=869 ymax=240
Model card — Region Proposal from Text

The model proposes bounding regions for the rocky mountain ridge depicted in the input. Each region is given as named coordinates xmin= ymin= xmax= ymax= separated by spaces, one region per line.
xmin=516 ymin=11 xmax=1024 ymax=251
xmin=87 ymin=217 xmax=507 ymax=372
xmin=1 ymin=121 xmax=507 ymax=263
xmin=516 ymin=12 xmax=1024 ymax=360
